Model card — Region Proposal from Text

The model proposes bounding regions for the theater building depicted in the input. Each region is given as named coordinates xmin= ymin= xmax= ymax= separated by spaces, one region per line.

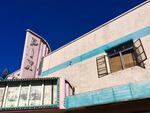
xmin=1 ymin=1 xmax=150 ymax=113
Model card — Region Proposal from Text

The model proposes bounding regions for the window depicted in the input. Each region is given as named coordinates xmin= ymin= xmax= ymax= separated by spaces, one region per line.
xmin=43 ymin=81 xmax=52 ymax=105
xmin=29 ymin=82 xmax=42 ymax=106
xmin=0 ymin=79 xmax=59 ymax=108
xmin=5 ymin=84 xmax=19 ymax=107
xmin=107 ymin=39 xmax=146 ymax=73
xmin=0 ymin=86 xmax=5 ymax=107
xmin=18 ymin=85 xmax=29 ymax=107
xmin=107 ymin=41 xmax=137 ymax=72
xmin=43 ymin=80 xmax=57 ymax=105
xmin=96 ymin=39 xmax=147 ymax=76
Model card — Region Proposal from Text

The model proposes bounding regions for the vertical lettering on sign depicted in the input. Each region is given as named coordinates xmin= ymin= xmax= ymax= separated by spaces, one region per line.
xmin=20 ymin=30 xmax=50 ymax=78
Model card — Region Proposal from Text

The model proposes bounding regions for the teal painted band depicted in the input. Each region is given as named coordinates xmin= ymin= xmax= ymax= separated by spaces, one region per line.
xmin=65 ymin=80 xmax=150 ymax=109
xmin=42 ymin=26 xmax=150 ymax=76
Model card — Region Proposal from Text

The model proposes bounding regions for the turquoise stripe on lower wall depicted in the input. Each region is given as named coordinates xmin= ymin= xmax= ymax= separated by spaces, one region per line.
xmin=65 ymin=80 xmax=150 ymax=109
xmin=42 ymin=26 xmax=150 ymax=76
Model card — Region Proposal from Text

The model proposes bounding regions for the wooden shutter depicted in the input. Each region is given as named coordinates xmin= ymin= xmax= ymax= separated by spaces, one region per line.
xmin=109 ymin=55 xmax=122 ymax=72
xmin=96 ymin=55 xmax=108 ymax=78
xmin=134 ymin=39 xmax=147 ymax=67
xmin=122 ymin=52 xmax=136 ymax=68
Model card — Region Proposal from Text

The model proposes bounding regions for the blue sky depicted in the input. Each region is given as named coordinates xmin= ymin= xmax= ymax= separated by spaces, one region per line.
xmin=0 ymin=0 xmax=145 ymax=75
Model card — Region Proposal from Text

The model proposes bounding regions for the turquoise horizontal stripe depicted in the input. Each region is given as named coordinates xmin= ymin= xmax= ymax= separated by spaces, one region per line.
xmin=65 ymin=80 xmax=150 ymax=109
xmin=42 ymin=26 xmax=150 ymax=76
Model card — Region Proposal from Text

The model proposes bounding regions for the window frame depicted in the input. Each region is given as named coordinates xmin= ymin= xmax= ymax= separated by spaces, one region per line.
xmin=108 ymin=46 xmax=136 ymax=72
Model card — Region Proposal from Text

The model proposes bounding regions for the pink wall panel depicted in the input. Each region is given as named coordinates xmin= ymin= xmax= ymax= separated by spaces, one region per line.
xmin=35 ymin=42 xmax=44 ymax=78
xmin=59 ymin=78 xmax=66 ymax=109
xmin=65 ymin=83 xmax=69 ymax=97
xmin=20 ymin=30 xmax=50 ymax=78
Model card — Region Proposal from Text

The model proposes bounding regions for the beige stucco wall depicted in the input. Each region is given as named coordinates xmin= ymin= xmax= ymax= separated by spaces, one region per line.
xmin=41 ymin=2 xmax=150 ymax=94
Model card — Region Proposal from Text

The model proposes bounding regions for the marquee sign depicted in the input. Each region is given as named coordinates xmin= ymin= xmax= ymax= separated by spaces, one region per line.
xmin=20 ymin=30 xmax=50 ymax=78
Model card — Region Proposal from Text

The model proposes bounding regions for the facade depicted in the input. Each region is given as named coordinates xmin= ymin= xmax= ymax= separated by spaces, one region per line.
xmin=1 ymin=1 xmax=150 ymax=113
xmin=41 ymin=1 xmax=150 ymax=94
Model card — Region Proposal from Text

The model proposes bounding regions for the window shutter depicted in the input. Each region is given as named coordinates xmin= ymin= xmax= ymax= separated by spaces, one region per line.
xmin=96 ymin=55 xmax=108 ymax=78
xmin=109 ymin=54 xmax=122 ymax=72
xmin=133 ymin=39 xmax=147 ymax=67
